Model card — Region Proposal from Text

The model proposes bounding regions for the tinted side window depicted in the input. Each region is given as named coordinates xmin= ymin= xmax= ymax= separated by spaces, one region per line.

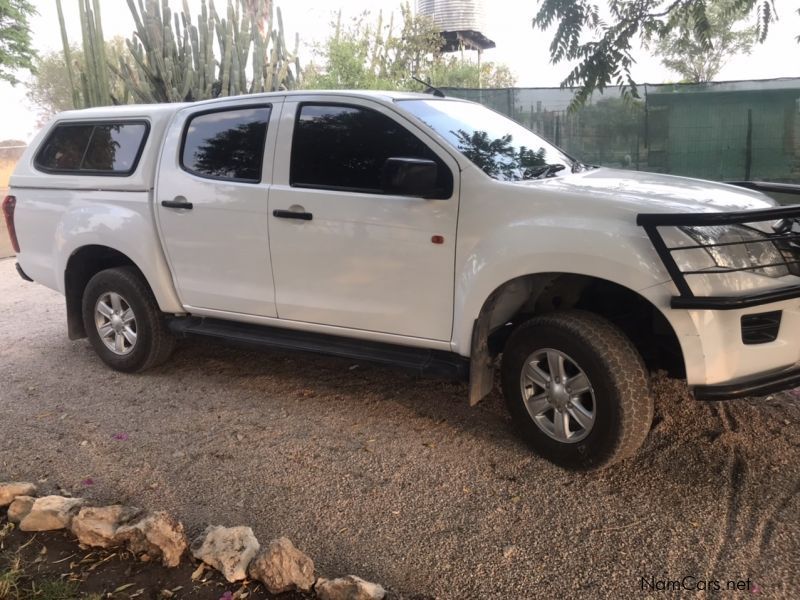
xmin=36 ymin=122 xmax=147 ymax=174
xmin=290 ymin=104 xmax=451 ymax=194
xmin=181 ymin=107 xmax=271 ymax=182
xmin=37 ymin=124 xmax=93 ymax=171
xmin=83 ymin=124 xmax=148 ymax=172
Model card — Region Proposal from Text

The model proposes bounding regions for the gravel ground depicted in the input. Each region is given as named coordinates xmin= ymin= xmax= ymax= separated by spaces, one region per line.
xmin=1 ymin=257 xmax=799 ymax=599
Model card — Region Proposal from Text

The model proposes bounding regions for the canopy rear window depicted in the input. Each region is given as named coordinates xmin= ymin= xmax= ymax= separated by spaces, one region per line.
xmin=35 ymin=121 xmax=149 ymax=176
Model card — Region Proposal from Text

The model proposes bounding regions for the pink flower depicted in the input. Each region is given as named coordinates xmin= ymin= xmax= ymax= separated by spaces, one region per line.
xmin=111 ymin=433 xmax=129 ymax=441
xmin=219 ymin=593 xmax=234 ymax=600
xmin=81 ymin=477 xmax=94 ymax=486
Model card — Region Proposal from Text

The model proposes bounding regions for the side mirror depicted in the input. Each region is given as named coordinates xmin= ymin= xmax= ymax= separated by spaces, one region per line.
xmin=381 ymin=157 xmax=441 ymax=198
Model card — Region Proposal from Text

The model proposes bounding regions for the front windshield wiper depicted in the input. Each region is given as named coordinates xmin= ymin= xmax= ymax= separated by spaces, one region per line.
xmin=528 ymin=164 xmax=566 ymax=180
xmin=571 ymin=161 xmax=599 ymax=173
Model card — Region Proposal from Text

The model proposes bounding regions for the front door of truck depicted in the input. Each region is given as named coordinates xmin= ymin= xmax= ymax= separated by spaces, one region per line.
xmin=156 ymin=102 xmax=280 ymax=316
xmin=268 ymin=99 xmax=460 ymax=341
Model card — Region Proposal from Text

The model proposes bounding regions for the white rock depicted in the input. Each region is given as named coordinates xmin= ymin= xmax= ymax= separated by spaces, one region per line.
xmin=70 ymin=505 xmax=143 ymax=548
xmin=19 ymin=495 xmax=85 ymax=531
xmin=315 ymin=575 xmax=386 ymax=600
xmin=115 ymin=511 xmax=188 ymax=567
xmin=190 ymin=525 xmax=260 ymax=583
xmin=248 ymin=537 xmax=315 ymax=593
xmin=7 ymin=495 xmax=35 ymax=523
xmin=0 ymin=482 xmax=37 ymax=507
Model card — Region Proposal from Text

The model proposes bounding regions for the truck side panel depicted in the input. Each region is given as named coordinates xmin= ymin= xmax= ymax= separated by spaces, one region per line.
xmin=10 ymin=107 xmax=184 ymax=315
xmin=13 ymin=187 xmax=184 ymax=314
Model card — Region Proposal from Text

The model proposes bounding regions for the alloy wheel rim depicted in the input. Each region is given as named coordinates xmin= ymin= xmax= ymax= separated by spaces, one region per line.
xmin=95 ymin=292 xmax=137 ymax=356
xmin=519 ymin=348 xmax=596 ymax=443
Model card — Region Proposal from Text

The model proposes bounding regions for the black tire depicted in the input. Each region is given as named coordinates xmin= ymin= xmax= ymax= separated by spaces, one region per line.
xmin=82 ymin=266 xmax=175 ymax=373
xmin=501 ymin=310 xmax=652 ymax=470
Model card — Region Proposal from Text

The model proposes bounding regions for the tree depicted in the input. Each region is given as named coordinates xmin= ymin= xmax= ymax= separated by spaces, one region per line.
xmin=532 ymin=0 xmax=780 ymax=109
xmin=428 ymin=58 xmax=516 ymax=88
xmin=27 ymin=39 xmax=130 ymax=122
xmin=26 ymin=50 xmax=77 ymax=119
xmin=302 ymin=6 xmax=441 ymax=90
xmin=0 ymin=0 xmax=36 ymax=84
xmin=654 ymin=0 xmax=758 ymax=82
xmin=302 ymin=3 xmax=515 ymax=91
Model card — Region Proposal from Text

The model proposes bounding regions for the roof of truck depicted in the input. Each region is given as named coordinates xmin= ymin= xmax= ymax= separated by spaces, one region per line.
xmin=53 ymin=90 xmax=449 ymax=121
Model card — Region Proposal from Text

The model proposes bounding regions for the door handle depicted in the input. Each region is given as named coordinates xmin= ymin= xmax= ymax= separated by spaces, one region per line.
xmin=273 ymin=209 xmax=313 ymax=221
xmin=161 ymin=197 xmax=193 ymax=210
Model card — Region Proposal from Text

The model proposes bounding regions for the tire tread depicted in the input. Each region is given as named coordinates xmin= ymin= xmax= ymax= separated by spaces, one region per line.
xmin=502 ymin=309 xmax=653 ymax=469
xmin=82 ymin=266 xmax=175 ymax=372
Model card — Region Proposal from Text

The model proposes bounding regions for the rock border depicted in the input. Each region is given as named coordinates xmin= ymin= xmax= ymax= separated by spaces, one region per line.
xmin=1 ymin=481 xmax=385 ymax=600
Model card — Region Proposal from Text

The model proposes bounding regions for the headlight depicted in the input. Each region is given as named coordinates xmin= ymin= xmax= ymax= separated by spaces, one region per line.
xmin=678 ymin=224 xmax=789 ymax=278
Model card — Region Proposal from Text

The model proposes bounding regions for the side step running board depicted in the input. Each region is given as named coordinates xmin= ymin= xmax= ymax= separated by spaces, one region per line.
xmin=168 ymin=317 xmax=470 ymax=381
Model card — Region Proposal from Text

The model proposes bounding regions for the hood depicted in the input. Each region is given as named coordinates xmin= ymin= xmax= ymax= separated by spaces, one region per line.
xmin=530 ymin=168 xmax=776 ymax=214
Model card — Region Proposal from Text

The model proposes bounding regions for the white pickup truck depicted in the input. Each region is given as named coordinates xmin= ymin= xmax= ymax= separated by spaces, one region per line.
xmin=5 ymin=90 xmax=800 ymax=470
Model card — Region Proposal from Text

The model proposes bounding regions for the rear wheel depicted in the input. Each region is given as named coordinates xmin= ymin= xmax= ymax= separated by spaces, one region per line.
xmin=501 ymin=310 xmax=653 ymax=470
xmin=82 ymin=267 xmax=175 ymax=372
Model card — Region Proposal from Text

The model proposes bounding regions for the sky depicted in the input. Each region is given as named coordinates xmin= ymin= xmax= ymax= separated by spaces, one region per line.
xmin=1 ymin=0 xmax=799 ymax=142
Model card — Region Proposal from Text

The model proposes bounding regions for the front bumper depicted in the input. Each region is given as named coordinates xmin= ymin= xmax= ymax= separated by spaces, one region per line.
xmin=693 ymin=365 xmax=800 ymax=400
xmin=637 ymin=202 xmax=800 ymax=398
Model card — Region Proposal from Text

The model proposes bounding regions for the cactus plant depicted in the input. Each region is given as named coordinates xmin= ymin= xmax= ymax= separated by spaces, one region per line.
xmin=117 ymin=0 xmax=301 ymax=103
xmin=56 ymin=0 xmax=81 ymax=109
xmin=56 ymin=0 xmax=113 ymax=108
xmin=59 ymin=0 xmax=301 ymax=108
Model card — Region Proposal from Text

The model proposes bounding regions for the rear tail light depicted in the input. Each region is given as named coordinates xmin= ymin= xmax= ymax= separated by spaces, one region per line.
xmin=2 ymin=195 xmax=19 ymax=253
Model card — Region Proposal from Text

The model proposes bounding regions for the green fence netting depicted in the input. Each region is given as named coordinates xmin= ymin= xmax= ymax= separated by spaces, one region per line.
xmin=442 ymin=78 xmax=800 ymax=184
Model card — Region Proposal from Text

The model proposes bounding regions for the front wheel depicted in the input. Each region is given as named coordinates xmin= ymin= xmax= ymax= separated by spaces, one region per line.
xmin=82 ymin=267 xmax=175 ymax=373
xmin=501 ymin=310 xmax=653 ymax=470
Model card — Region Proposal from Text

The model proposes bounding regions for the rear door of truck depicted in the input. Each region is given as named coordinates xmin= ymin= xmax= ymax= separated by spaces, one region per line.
xmin=155 ymin=99 xmax=282 ymax=317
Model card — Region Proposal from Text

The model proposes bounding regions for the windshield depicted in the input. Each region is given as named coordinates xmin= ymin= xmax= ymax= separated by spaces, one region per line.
xmin=399 ymin=99 xmax=576 ymax=182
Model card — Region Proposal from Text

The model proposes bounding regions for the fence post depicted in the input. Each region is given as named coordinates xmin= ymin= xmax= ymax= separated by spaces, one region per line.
xmin=745 ymin=108 xmax=753 ymax=181
xmin=555 ymin=114 xmax=561 ymax=147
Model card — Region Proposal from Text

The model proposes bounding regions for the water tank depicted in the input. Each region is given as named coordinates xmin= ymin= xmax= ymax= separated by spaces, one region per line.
xmin=417 ymin=0 xmax=496 ymax=52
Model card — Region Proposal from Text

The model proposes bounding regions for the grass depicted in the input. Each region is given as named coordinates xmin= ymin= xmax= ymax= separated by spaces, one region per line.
xmin=0 ymin=570 xmax=84 ymax=600
xmin=28 ymin=580 xmax=80 ymax=600
xmin=0 ymin=552 xmax=82 ymax=600
xmin=0 ymin=558 xmax=24 ymax=600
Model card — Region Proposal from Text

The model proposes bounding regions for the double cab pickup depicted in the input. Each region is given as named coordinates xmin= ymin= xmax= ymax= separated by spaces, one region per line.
xmin=6 ymin=90 xmax=800 ymax=469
